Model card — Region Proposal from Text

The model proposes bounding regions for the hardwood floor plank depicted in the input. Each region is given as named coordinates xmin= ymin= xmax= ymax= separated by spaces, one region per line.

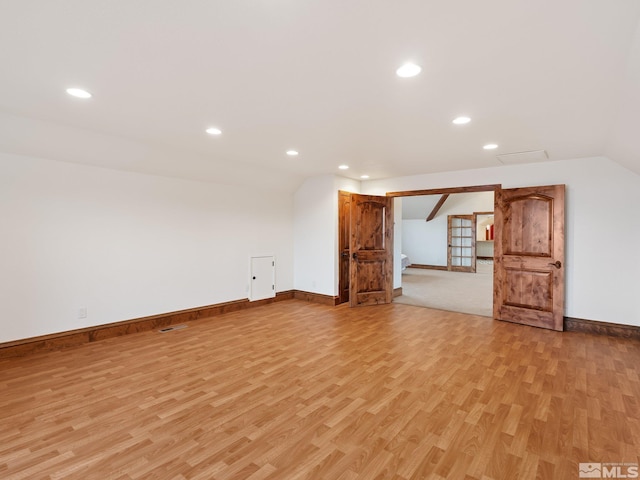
xmin=1 ymin=300 xmax=639 ymax=479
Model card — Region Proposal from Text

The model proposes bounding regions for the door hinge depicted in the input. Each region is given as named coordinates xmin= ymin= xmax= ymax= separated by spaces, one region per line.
xmin=272 ymin=285 xmax=275 ymax=290
xmin=272 ymin=261 xmax=274 ymax=266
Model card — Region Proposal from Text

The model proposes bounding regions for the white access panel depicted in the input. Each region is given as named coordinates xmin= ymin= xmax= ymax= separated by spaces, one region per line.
xmin=249 ymin=256 xmax=276 ymax=301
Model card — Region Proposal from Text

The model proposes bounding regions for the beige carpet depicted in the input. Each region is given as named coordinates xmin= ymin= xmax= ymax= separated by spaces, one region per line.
xmin=395 ymin=261 xmax=493 ymax=317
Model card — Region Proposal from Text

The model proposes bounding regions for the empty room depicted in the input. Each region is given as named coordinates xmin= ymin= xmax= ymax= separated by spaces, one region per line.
xmin=1 ymin=1 xmax=640 ymax=479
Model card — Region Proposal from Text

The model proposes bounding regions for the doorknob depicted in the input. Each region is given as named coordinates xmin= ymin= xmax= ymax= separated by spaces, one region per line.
xmin=548 ymin=261 xmax=562 ymax=269
xmin=352 ymin=252 xmax=358 ymax=260
xmin=341 ymin=252 xmax=349 ymax=258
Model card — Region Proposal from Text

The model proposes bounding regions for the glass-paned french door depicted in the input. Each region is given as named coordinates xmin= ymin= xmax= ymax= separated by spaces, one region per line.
xmin=447 ymin=215 xmax=476 ymax=273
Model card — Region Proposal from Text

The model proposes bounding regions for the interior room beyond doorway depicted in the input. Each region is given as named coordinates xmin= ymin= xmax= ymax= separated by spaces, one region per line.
xmin=394 ymin=190 xmax=495 ymax=317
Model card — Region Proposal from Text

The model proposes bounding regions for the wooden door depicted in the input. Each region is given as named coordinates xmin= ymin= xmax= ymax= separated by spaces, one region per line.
xmin=493 ymin=184 xmax=565 ymax=331
xmin=338 ymin=191 xmax=351 ymax=304
xmin=447 ymin=214 xmax=476 ymax=273
xmin=349 ymin=193 xmax=394 ymax=307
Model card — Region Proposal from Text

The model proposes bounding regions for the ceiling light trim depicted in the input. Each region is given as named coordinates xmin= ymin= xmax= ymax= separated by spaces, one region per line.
xmin=66 ymin=88 xmax=92 ymax=99
xmin=453 ymin=116 xmax=471 ymax=125
xmin=396 ymin=62 xmax=422 ymax=78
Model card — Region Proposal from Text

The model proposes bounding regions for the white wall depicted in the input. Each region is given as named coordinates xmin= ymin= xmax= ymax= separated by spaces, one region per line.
xmin=293 ymin=175 xmax=359 ymax=296
xmin=403 ymin=219 xmax=447 ymax=265
xmin=6 ymin=153 xmax=638 ymax=344
xmin=402 ymin=192 xmax=494 ymax=266
xmin=0 ymin=152 xmax=294 ymax=343
xmin=363 ymin=156 xmax=640 ymax=326
xmin=292 ymin=181 xmax=403 ymax=293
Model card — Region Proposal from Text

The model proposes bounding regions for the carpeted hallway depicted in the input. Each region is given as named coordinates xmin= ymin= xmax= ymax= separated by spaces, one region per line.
xmin=395 ymin=260 xmax=493 ymax=317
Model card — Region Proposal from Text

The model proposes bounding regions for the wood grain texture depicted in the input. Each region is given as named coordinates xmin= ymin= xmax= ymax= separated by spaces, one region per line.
xmin=495 ymin=185 xmax=565 ymax=331
xmin=293 ymin=291 xmax=340 ymax=306
xmin=1 ymin=300 xmax=639 ymax=479
xmin=426 ymin=194 xmax=449 ymax=222
xmin=565 ymin=317 xmax=640 ymax=340
xmin=0 ymin=292 xmax=295 ymax=358
xmin=338 ymin=191 xmax=351 ymax=305
xmin=386 ymin=184 xmax=500 ymax=198
xmin=409 ymin=264 xmax=449 ymax=271
xmin=349 ymin=194 xmax=393 ymax=307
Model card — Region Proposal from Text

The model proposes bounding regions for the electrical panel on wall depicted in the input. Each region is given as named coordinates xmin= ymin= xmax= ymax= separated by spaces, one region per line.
xmin=249 ymin=256 xmax=276 ymax=301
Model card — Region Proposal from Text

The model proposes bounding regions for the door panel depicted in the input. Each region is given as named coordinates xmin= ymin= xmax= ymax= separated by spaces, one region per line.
xmin=503 ymin=269 xmax=553 ymax=311
xmin=249 ymin=256 xmax=275 ymax=301
xmin=504 ymin=196 xmax=552 ymax=255
xmin=349 ymin=194 xmax=393 ymax=307
xmin=494 ymin=185 xmax=565 ymax=331
xmin=338 ymin=191 xmax=351 ymax=304
xmin=447 ymin=215 xmax=476 ymax=273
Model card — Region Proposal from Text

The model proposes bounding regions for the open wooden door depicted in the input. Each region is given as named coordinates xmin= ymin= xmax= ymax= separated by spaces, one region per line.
xmin=349 ymin=193 xmax=394 ymax=307
xmin=338 ymin=191 xmax=351 ymax=304
xmin=447 ymin=214 xmax=476 ymax=273
xmin=494 ymin=184 xmax=565 ymax=331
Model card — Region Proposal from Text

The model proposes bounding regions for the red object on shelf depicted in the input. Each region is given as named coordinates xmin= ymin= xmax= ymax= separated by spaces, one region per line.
xmin=489 ymin=224 xmax=494 ymax=240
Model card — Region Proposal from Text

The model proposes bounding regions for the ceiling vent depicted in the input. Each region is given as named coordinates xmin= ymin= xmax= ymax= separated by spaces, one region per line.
xmin=159 ymin=324 xmax=187 ymax=333
xmin=496 ymin=149 xmax=548 ymax=165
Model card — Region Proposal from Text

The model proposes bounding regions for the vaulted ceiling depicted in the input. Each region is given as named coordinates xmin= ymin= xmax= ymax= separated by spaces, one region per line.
xmin=1 ymin=1 xmax=639 ymax=192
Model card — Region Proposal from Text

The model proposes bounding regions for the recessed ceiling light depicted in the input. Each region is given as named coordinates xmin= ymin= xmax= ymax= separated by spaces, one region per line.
xmin=338 ymin=165 xmax=349 ymax=170
xmin=206 ymin=127 xmax=222 ymax=135
xmin=453 ymin=116 xmax=471 ymax=125
xmin=286 ymin=150 xmax=299 ymax=156
xmin=66 ymin=88 xmax=92 ymax=99
xmin=360 ymin=175 xmax=370 ymax=179
xmin=396 ymin=62 xmax=422 ymax=78
xmin=483 ymin=144 xmax=498 ymax=150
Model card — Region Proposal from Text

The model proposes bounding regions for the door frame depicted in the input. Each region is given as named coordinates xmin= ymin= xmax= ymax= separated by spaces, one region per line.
xmin=338 ymin=191 xmax=351 ymax=304
xmin=386 ymin=184 xmax=501 ymax=311
xmin=338 ymin=184 xmax=500 ymax=306
xmin=340 ymin=184 xmax=567 ymax=329
xmin=386 ymin=184 xmax=501 ymax=198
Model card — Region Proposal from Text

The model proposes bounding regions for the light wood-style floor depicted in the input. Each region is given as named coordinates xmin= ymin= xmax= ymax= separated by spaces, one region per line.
xmin=1 ymin=300 xmax=639 ymax=479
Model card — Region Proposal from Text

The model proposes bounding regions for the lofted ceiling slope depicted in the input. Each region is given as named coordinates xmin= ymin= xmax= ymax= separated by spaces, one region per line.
xmin=1 ymin=0 xmax=639 ymax=192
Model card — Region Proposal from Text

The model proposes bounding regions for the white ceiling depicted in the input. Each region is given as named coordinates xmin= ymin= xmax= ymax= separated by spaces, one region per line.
xmin=1 ymin=0 xmax=639 ymax=192
xmin=402 ymin=195 xmax=441 ymax=221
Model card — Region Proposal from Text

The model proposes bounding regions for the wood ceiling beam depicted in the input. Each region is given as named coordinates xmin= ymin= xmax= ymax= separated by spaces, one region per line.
xmin=426 ymin=194 xmax=449 ymax=222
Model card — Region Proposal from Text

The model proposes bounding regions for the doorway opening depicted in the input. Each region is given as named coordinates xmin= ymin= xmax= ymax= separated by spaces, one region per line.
xmin=338 ymin=183 xmax=566 ymax=331
xmin=393 ymin=191 xmax=495 ymax=317
xmin=338 ymin=184 xmax=499 ymax=317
